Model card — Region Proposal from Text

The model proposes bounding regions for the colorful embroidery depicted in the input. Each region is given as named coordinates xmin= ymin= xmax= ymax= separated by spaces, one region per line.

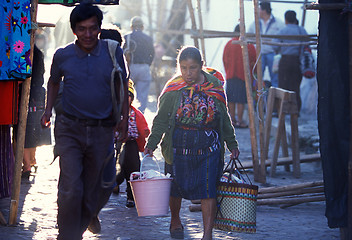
xmin=176 ymin=88 xmax=217 ymax=127
xmin=0 ymin=0 xmax=32 ymax=81
xmin=127 ymin=109 xmax=138 ymax=140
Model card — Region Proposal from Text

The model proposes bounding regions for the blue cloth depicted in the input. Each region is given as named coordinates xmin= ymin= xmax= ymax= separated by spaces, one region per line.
xmin=274 ymin=24 xmax=308 ymax=56
xmin=50 ymin=40 xmax=127 ymax=119
xmin=124 ymin=30 xmax=154 ymax=65
xmin=0 ymin=0 xmax=32 ymax=80
xmin=167 ymin=127 xmax=222 ymax=200
xmin=55 ymin=114 xmax=115 ymax=240
xmin=262 ymin=52 xmax=278 ymax=87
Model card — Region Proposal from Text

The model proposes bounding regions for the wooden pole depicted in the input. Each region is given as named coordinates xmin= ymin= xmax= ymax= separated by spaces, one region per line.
xmin=9 ymin=0 xmax=37 ymax=226
xmin=258 ymin=186 xmax=324 ymax=199
xmin=301 ymin=0 xmax=308 ymax=27
xmin=252 ymin=0 xmax=266 ymax=183
xmin=239 ymin=0 xmax=260 ymax=182
xmin=146 ymin=0 xmax=153 ymax=38
xmin=257 ymin=194 xmax=325 ymax=205
xmin=186 ymin=0 xmax=199 ymax=48
xmin=348 ymin=5 xmax=352 ymax=238
xmin=196 ymin=0 xmax=206 ymax=63
xmin=259 ymin=180 xmax=324 ymax=194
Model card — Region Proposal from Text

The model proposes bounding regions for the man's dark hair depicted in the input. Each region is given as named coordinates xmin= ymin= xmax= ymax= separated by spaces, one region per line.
xmin=259 ymin=2 xmax=271 ymax=15
xmin=234 ymin=24 xmax=240 ymax=33
xmin=285 ymin=10 xmax=297 ymax=24
xmin=70 ymin=3 xmax=103 ymax=32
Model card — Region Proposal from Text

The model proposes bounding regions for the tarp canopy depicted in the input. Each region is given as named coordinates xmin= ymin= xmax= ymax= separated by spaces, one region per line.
xmin=38 ymin=0 xmax=119 ymax=5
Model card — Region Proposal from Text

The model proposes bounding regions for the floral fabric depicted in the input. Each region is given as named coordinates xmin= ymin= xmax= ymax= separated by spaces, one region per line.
xmin=38 ymin=0 xmax=119 ymax=5
xmin=0 ymin=0 xmax=32 ymax=81
xmin=176 ymin=88 xmax=217 ymax=128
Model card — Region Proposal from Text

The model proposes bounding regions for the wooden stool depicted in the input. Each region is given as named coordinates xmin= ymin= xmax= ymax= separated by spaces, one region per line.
xmin=264 ymin=87 xmax=300 ymax=178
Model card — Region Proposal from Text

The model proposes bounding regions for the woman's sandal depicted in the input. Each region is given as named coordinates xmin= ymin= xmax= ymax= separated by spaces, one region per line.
xmin=169 ymin=224 xmax=184 ymax=239
xmin=234 ymin=121 xmax=248 ymax=128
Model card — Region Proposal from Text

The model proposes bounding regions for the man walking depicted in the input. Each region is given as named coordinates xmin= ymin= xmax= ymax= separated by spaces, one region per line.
xmin=274 ymin=10 xmax=308 ymax=112
xmin=124 ymin=16 xmax=155 ymax=113
xmin=248 ymin=1 xmax=284 ymax=87
xmin=41 ymin=3 xmax=128 ymax=239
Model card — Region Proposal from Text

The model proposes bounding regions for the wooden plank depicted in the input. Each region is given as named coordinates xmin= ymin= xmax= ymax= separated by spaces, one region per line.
xmin=240 ymin=153 xmax=321 ymax=169
xmin=257 ymin=194 xmax=325 ymax=205
xmin=258 ymin=186 xmax=324 ymax=199
xmin=259 ymin=180 xmax=324 ymax=194
xmin=0 ymin=211 xmax=6 ymax=225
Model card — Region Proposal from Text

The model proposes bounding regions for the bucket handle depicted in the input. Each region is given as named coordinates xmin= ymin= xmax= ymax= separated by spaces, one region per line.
xmin=140 ymin=154 xmax=162 ymax=176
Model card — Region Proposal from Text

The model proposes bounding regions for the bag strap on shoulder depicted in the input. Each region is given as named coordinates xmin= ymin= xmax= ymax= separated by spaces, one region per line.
xmin=103 ymin=39 xmax=125 ymax=126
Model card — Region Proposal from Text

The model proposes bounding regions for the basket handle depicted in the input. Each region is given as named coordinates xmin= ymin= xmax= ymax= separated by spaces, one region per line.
xmin=140 ymin=154 xmax=162 ymax=176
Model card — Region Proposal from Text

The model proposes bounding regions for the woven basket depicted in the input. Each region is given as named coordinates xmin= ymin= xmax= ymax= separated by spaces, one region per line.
xmin=214 ymin=158 xmax=258 ymax=233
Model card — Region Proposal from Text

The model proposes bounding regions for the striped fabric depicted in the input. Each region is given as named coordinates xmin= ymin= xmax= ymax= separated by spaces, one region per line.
xmin=0 ymin=125 xmax=14 ymax=199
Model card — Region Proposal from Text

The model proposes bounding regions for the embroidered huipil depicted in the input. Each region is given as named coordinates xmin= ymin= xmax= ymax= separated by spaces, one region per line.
xmin=0 ymin=0 xmax=32 ymax=81
xmin=176 ymin=83 xmax=217 ymax=128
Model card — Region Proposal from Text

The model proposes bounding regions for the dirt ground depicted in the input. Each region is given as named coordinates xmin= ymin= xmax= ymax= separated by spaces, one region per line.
xmin=0 ymin=95 xmax=341 ymax=240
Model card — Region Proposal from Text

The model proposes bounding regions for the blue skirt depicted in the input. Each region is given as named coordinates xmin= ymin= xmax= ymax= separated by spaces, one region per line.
xmin=166 ymin=127 xmax=222 ymax=200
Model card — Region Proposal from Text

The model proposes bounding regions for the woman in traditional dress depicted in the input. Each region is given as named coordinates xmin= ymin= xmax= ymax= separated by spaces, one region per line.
xmin=144 ymin=46 xmax=240 ymax=240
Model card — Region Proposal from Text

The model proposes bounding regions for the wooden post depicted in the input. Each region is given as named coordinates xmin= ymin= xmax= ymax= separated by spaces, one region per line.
xmin=196 ymin=0 xmax=206 ymax=63
xmin=348 ymin=6 xmax=352 ymax=239
xmin=146 ymin=0 xmax=154 ymax=38
xmin=186 ymin=0 xmax=199 ymax=48
xmin=252 ymin=0 xmax=266 ymax=183
xmin=239 ymin=0 xmax=260 ymax=181
xmin=301 ymin=0 xmax=308 ymax=27
xmin=9 ymin=0 xmax=37 ymax=226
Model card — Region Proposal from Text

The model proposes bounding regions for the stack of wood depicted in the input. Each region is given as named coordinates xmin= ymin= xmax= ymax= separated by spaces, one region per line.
xmin=257 ymin=180 xmax=325 ymax=208
xmin=189 ymin=181 xmax=325 ymax=212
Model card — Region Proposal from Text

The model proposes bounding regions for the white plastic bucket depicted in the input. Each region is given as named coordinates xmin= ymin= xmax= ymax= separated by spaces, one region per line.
xmin=129 ymin=155 xmax=172 ymax=217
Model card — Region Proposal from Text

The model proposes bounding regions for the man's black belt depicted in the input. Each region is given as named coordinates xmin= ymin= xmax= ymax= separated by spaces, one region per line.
xmin=63 ymin=112 xmax=115 ymax=127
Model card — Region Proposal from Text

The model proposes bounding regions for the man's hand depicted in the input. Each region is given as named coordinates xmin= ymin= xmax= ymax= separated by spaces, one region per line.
xmin=41 ymin=110 xmax=52 ymax=128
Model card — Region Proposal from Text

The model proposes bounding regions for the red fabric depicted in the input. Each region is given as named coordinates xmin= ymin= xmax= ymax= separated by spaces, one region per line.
xmin=131 ymin=106 xmax=150 ymax=152
xmin=0 ymin=81 xmax=18 ymax=125
xmin=223 ymin=37 xmax=257 ymax=81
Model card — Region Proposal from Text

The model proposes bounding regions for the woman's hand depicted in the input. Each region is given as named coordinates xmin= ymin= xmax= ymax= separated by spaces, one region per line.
xmin=230 ymin=148 xmax=240 ymax=159
xmin=144 ymin=148 xmax=154 ymax=157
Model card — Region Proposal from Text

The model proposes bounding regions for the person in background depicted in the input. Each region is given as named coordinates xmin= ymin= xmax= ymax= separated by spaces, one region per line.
xmin=21 ymin=45 xmax=52 ymax=179
xmin=144 ymin=46 xmax=240 ymax=240
xmin=40 ymin=3 xmax=128 ymax=239
xmin=223 ymin=24 xmax=257 ymax=128
xmin=123 ymin=16 xmax=155 ymax=113
xmin=248 ymin=1 xmax=284 ymax=87
xmin=113 ymin=79 xmax=150 ymax=208
xmin=274 ymin=10 xmax=308 ymax=112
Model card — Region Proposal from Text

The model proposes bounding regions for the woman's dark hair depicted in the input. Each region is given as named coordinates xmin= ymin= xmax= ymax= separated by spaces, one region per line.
xmin=177 ymin=46 xmax=203 ymax=66
xmin=70 ymin=3 xmax=103 ymax=32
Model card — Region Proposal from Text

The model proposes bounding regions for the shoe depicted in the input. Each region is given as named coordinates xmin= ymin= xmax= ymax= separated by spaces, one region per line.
xmin=126 ymin=199 xmax=135 ymax=208
xmin=88 ymin=216 xmax=101 ymax=234
xmin=234 ymin=121 xmax=248 ymax=128
xmin=112 ymin=185 xmax=119 ymax=195
xmin=170 ymin=224 xmax=184 ymax=239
